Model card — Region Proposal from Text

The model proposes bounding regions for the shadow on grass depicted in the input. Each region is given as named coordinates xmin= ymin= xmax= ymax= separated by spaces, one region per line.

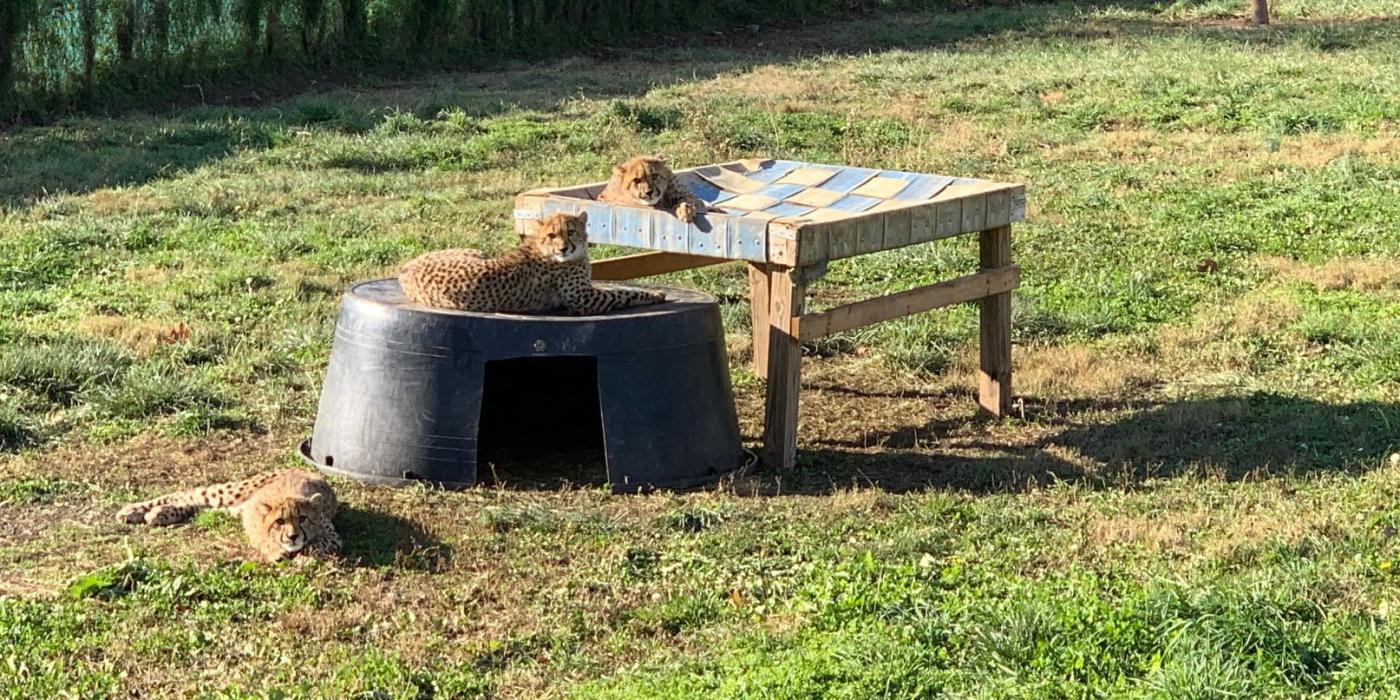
xmin=0 ymin=119 xmax=281 ymax=209
xmin=337 ymin=505 xmax=453 ymax=571
xmin=0 ymin=0 xmax=1226 ymax=208
xmin=6 ymin=2 xmax=1393 ymax=209
xmin=1088 ymin=16 xmax=1400 ymax=52
xmin=768 ymin=393 xmax=1400 ymax=495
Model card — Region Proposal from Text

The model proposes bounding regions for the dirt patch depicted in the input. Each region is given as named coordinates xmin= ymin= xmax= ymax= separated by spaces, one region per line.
xmin=0 ymin=431 xmax=294 ymax=490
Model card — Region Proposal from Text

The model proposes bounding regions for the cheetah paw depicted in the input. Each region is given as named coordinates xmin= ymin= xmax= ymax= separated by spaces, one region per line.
xmin=675 ymin=202 xmax=696 ymax=223
xmin=116 ymin=504 xmax=147 ymax=524
xmin=143 ymin=505 xmax=184 ymax=526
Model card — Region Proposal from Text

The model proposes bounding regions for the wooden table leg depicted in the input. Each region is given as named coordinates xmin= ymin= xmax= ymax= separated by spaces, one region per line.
xmin=762 ymin=266 xmax=806 ymax=470
xmin=747 ymin=263 xmax=771 ymax=377
xmin=978 ymin=225 xmax=1013 ymax=416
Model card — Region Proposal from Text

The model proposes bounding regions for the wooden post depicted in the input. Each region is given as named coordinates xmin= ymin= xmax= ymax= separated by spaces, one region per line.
xmin=590 ymin=251 xmax=721 ymax=281
xmin=978 ymin=226 xmax=1013 ymax=416
xmin=747 ymin=263 xmax=770 ymax=377
xmin=762 ymin=267 xmax=805 ymax=470
xmin=1251 ymin=0 xmax=1270 ymax=25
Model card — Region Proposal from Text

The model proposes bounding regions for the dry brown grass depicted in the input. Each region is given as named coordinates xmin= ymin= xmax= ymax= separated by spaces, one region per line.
xmin=83 ymin=186 xmax=165 ymax=216
xmin=688 ymin=65 xmax=838 ymax=105
xmin=1016 ymin=345 xmax=1159 ymax=398
xmin=1085 ymin=488 xmax=1339 ymax=564
xmin=75 ymin=315 xmax=192 ymax=355
xmin=1262 ymin=255 xmax=1400 ymax=291
xmin=1048 ymin=131 xmax=1400 ymax=183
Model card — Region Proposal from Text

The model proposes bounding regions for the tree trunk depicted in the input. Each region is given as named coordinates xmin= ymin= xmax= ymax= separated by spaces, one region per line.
xmin=1252 ymin=0 xmax=1270 ymax=25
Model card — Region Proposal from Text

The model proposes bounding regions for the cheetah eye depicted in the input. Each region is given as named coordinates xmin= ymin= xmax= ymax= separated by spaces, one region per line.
xmin=274 ymin=518 xmax=285 ymax=526
xmin=299 ymin=516 xmax=308 ymax=524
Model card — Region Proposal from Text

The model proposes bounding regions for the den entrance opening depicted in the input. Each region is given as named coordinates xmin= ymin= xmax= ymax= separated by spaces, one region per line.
xmin=475 ymin=356 xmax=609 ymax=488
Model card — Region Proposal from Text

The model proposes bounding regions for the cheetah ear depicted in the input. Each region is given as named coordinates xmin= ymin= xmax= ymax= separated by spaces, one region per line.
xmin=612 ymin=164 xmax=625 ymax=177
xmin=575 ymin=211 xmax=588 ymax=225
xmin=653 ymin=153 xmax=669 ymax=164
xmin=256 ymin=502 xmax=272 ymax=517
xmin=307 ymin=493 xmax=324 ymax=505
xmin=520 ymin=218 xmax=543 ymax=237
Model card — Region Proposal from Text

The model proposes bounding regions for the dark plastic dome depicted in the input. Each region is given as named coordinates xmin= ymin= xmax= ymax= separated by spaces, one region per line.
xmin=301 ymin=279 xmax=746 ymax=491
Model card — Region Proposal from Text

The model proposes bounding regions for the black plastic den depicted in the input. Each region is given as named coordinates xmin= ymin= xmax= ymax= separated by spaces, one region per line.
xmin=300 ymin=279 xmax=747 ymax=492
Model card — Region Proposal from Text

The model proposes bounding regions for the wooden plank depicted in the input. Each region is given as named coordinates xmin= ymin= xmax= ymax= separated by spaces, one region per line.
xmin=766 ymin=220 xmax=800 ymax=266
xmin=512 ymin=194 xmax=548 ymax=235
xmin=590 ymin=251 xmax=725 ymax=281
xmin=910 ymin=203 xmax=937 ymax=244
xmin=748 ymin=263 xmax=771 ymax=377
xmin=793 ymin=265 xmax=1020 ymax=339
xmin=978 ymin=226 xmax=1013 ymax=416
xmin=855 ymin=216 xmax=885 ymax=255
xmin=797 ymin=225 xmax=829 ymax=266
xmin=985 ymin=189 xmax=1011 ymax=229
xmin=827 ymin=220 xmax=859 ymax=259
xmin=960 ymin=193 xmax=988 ymax=232
xmin=762 ymin=267 xmax=806 ymax=471
xmin=884 ymin=208 xmax=913 ymax=249
xmin=935 ymin=182 xmax=1016 ymax=236
xmin=934 ymin=199 xmax=961 ymax=238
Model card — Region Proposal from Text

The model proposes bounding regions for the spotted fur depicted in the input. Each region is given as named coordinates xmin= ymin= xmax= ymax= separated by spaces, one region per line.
xmin=117 ymin=470 xmax=341 ymax=562
xmin=598 ymin=155 xmax=708 ymax=223
xmin=398 ymin=211 xmax=666 ymax=314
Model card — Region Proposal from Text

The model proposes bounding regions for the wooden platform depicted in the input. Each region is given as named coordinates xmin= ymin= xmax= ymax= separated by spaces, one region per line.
xmin=515 ymin=159 xmax=1024 ymax=471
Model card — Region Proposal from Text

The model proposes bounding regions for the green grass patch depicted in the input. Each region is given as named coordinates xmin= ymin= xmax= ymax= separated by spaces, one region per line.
xmin=0 ymin=476 xmax=82 ymax=503
xmin=2 ymin=1 xmax=1400 ymax=696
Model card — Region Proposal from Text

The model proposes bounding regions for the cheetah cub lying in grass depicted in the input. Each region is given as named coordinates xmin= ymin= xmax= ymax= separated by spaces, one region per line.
xmin=117 ymin=470 xmax=341 ymax=563
xmin=599 ymin=154 xmax=710 ymax=223
xmin=398 ymin=211 xmax=666 ymax=314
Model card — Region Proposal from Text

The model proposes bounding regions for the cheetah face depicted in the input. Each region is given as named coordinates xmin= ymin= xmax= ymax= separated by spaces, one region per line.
xmin=613 ymin=155 xmax=672 ymax=206
xmin=526 ymin=212 xmax=589 ymax=263
xmin=255 ymin=494 xmax=324 ymax=554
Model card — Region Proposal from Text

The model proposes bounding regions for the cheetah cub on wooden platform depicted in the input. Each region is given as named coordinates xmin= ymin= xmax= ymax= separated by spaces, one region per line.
xmin=398 ymin=211 xmax=666 ymax=314
xmin=598 ymin=155 xmax=710 ymax=223
xmin=117 ymin=470 xmax=341 ymax=562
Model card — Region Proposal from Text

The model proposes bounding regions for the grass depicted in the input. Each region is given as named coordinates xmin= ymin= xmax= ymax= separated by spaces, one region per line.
xmin=1 ymin=0 xmax=1400 ymax=696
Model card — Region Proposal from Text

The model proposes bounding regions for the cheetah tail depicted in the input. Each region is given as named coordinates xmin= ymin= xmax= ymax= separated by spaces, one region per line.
xmin=127 ymin=470 xmax=283 ymax=512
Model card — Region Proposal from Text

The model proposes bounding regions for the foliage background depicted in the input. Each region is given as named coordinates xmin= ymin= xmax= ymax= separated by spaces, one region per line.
xmin=0 ymin=0 xmax=948 ymax=118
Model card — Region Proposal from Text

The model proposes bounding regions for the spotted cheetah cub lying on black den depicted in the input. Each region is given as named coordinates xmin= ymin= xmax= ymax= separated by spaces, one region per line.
xmin=398 ymin=211 xmax=666 ymax=314
xmin=117 ymin=470 xmax=341 ymax=563
xmin=598 ymin=154 xmax=710 ymax=223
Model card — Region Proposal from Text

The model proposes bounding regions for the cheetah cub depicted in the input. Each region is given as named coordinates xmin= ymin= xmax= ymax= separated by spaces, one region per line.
xmin=598 ymin=155 xmax=710 ymax=223
xmin=117 ymin=470 xmax=341 ymax=562
xmin=398 ymin=211 xmax=666 ymax=314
